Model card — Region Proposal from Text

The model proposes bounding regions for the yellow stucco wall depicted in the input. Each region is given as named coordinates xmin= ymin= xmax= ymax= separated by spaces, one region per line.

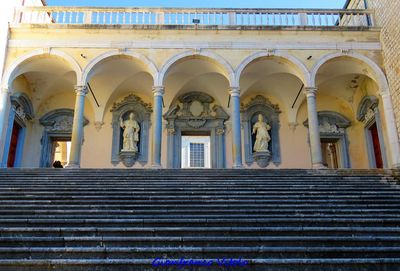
xmin=3 ymin=24 xmax=392 ymax=169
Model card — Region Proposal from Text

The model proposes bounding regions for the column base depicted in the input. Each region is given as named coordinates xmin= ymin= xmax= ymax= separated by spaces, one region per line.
xmin=151 ymin=164 xmax=162 ymax=169
xmin=312 ymin=163 xmax=327 ymax=169
xmin=65 ymin=163 xmax=80 ymax=169
xmin=232 ymin=164 xmax=244 ymax=169
xmin=391 ymin=163 xmax=400 ymax=169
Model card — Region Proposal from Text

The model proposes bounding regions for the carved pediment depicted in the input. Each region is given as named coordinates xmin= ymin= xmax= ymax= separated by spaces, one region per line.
xmin=303 ymin=111 xmax=351 ymax=135
xmin=164 ymin=92 xmax=229 ymax=128
xmin=40 ymin=108 xmax=89 ymax=133
xmin=110 ymin=93 xmax=152 ymax=113
xmin=241 ymin=95 xmax=280 ymax=113
xmin=357 ymin=95 xmax=379 ymax=124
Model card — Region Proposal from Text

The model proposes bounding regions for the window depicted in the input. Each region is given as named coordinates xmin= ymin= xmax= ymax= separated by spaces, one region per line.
xmin=190 ymin=143 xmax=205 ymax=168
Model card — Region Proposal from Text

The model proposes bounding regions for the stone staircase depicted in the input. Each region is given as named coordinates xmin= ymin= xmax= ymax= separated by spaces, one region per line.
xmin=0 ymin=169 xmax=399 ymax=271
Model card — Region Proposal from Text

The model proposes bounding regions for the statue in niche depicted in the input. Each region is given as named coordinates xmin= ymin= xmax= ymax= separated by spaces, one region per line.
xmin=252 ymin=114 xmax=271 ymax=152
xmin=120 ymin=112 xmax=140 ymax=152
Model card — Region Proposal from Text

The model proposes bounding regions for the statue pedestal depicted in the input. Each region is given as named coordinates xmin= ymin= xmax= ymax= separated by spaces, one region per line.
xmin=253 ymin=151 xmax=272 ymax=168
xmin=119 ymin=151 xmax=139 ymax=167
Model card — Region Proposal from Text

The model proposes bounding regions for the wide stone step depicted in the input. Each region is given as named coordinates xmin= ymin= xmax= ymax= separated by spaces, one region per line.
xmin=2 ymin=236 xmax=400 ymax=248
xmin=2 ymin=226 xmax=400 ymax=237
xmin=2 ymin=208 xmax=400 ymax=215
xmin=0 ymin=218 xmax=399 ymax=227
xmin=1 ymin=258 xmax=400 ymax=271
xmin=1 ymin=214 xmax=400 ymax=220
xmin=1 ymin=246 xmax=400 ymax=260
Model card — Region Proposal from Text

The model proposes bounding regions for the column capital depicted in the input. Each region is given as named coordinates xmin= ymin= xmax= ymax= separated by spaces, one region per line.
xmin=74 ymin=85 xmax=88 ymax=96
xmin=379 ymin=91 xmax=391 ymax=99
xmin=304 ymin=87 xmax=318 ymax=97
xmin=229 ymin=87 xmax=240 ymax=97
xmin=1 ymin=86 xmax=11 ymax=95
xmin=152 ymin=86 xmax=165 ymax=96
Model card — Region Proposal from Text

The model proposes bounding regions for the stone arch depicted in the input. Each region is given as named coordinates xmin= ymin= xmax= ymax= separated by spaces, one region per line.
xmin=235 ymin=51 xmax=311 ymax=87
xmin=81 ymin=50 xmax=158 ymax=85
xmin=310 ymin=51 xmax=390 ymax=93
xmin=2 ymin=48 xmax=82 ymax=88
xmin=157 ymin=50 xmax=235 ymax=88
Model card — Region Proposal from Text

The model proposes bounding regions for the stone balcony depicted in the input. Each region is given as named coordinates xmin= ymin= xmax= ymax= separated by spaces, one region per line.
xmin=12 ymin=6 xmax=376 ymax=30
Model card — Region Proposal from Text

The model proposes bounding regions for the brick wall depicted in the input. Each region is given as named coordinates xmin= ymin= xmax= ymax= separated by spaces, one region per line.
xmin=367 ymin=0 xmax=400 ymax=136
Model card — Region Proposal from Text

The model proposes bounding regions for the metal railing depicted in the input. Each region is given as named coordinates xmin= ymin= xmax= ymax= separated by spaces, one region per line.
xmin=13 ymin=6 xmax=375 ymax=27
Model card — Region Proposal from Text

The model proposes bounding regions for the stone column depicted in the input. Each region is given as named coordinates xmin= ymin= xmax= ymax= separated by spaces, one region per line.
xmin=0 ymin=87 xmax=11 ymax=161
xmin=229 ymin=87 xmax=243 ymax=168
xmin=380 ymin=92 xmax=400 ymax=168
xmin=152 ymin=86 xmax=164 ymax=168
xmin=67 ymin=85 xmax=88 ymax=168
xmin=304 ymin=87 xmax=324 ymax=169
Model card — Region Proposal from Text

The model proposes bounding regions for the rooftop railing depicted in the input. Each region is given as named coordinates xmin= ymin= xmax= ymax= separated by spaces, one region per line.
xmin=13 ymin=6 xmax=375 ymax=28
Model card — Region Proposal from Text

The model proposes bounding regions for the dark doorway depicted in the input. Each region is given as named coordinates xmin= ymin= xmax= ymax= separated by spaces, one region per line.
xmin=369 ymin=123 xmax=383 ymax=168
xmin=7 ymin=121 xmax=22 ymax=168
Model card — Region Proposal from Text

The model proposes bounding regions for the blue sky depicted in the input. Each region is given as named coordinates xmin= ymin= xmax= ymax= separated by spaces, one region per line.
xmin=46 ymin=0 xmax=347 ymax=9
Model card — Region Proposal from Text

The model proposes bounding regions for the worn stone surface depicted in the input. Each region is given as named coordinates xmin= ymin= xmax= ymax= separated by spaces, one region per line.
xmin=0 ymin=169 xmax=399 ymax=270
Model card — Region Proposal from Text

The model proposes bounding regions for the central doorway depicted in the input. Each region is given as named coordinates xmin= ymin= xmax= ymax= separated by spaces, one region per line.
xmin=181 ymin=134 xmax=211 ymax=169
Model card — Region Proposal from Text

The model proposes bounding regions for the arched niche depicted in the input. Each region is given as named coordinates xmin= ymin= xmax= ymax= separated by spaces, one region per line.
xmin=357 ymin=96 xmax=387 ymax=168
xmin=241 ymin=95 xmax=281 ymax=167
xmin=1 ymin=93 xmax=35 ymax=167
xmin=39 ymin=108 xmax=89 ymax=168
xmin=304 ymin=111 xmax=351 ymax=168
xmin=164 ymin=91 xmax=229 ymax=168
xmin=110 ymin=94 xmax=152 ymax=167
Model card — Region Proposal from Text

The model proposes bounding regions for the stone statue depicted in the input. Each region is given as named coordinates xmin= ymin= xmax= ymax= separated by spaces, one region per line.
xmin=252 ymin=114 xmax=271 ymax=152
xmin=120 ymin=112 xmax=140 ymax=152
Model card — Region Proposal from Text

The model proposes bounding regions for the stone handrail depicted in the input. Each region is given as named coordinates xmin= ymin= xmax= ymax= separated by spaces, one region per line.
xmin=13 ymin=6 xmax=375 ymax=27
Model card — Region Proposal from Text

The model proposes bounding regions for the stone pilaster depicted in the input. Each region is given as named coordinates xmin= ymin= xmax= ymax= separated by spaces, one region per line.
xmin=0 ymin=87 xmax=11 ymax=162
xmin=152 ymin=86 xmax=164 ymax=168
xmin=304 ymin=87 xmax=324 ymax=169
xmin=380 ymin=92 xmax=400 ymax=168
xmin=66 ymin=85 xmax=88 ymax=169
xmin=229 ymin=87 xmax=243 ymax=168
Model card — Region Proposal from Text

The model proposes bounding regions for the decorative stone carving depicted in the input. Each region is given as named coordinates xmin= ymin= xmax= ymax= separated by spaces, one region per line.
xmin=94 ymin=121 xmax=104 ymax=131
xmin=110 ymin=94 xmax=152 ymax=167
xmin=10 ymin=92 xmax=34 ymax=123
xmin=164 ymin=91 xmax=229 ymax=168
xmin=241 ymin=95 xmax=281 ymax=167
xmin=319 ymin=121 xmax=345 ymax=134
xmin=357 ymin=95 xmax=379 ymax=125
xmin=253 ymin=114 xmax=271 ymax=152
xmin=40 ymin=109 xmax=89 ymax=133
xmin=120 ymin=112 xmax=140 ymax=152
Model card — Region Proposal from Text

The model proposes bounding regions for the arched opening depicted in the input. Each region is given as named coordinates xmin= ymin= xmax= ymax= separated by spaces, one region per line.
xmin=238 ymin=54 xmax=309 ymax=168
xmin=160 ymin=52 xmax=233 ymax=168
xmin=313 ymin=54 xmax=390 ymax=168
xmin=2 ymin=52 xmax=81 ymax=168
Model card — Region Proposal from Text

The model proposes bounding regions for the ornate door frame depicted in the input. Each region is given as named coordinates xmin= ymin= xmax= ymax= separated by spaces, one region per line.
xmin=39 ymin=108 xmax=89 ymax=168
xmin=164 ymin=92 xmax=229 ymax=169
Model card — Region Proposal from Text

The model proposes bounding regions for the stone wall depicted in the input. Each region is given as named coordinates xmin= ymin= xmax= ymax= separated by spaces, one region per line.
xmin=367 ymin=0 xmax=400 ymax=136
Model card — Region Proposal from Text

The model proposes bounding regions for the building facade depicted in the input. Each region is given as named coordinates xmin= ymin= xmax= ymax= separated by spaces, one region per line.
xmin=0 ymin=2 xmax=399 ymax=169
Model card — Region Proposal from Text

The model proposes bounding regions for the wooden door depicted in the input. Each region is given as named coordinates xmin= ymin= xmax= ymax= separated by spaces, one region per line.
xmin=369 ymin=123 xmax=383 ymax=168
xmin=7 ymin=122 xmax=21 ymax=168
